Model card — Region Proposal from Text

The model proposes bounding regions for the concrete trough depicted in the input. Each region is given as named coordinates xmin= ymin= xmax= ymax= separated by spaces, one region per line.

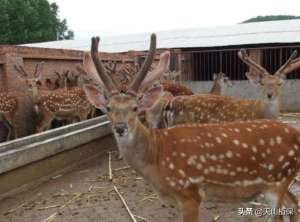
xmin=0 ymin=115 xmax=111 ymax=174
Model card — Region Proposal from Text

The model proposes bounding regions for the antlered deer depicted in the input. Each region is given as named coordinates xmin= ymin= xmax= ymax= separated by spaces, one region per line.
xmin=15 ymin=63 xmax=93 ymax=132
xmin=145 ymin=49 xmax=300 ymax=128
xmin=82 ymin=34 xmax=300 ymax=222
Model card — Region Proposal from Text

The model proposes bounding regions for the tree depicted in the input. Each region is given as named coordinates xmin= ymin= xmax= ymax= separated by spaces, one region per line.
xmin=242 ymin=15 xmax=300 ymax=23
xmin=0 ymin=0 xmax=74 ymax=44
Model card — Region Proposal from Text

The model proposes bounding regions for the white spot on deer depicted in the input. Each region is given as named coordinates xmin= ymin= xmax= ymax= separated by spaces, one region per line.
xmin=259 ymin=139 xmax=265 ymax=146
xmin=221 ymin=133 xmax=228 ymax=138
xmin=169 ymin=181 xmax=176 ymax=187
xmin=233 ymin=139 xmax=240 ymax=145
xmin=226 ymin=151 xmax=233 ymax=158
xmin=209 ymin=166 xmax=216 ymax=172
xmin=180 ymin=153 xmax=186 ymax=158
xmin=200 ymin=155 xmax=206 ymax=163
xmin=251 ymin=146 xmax=257 ymax=153
xmin=204 ymin=142 xmax=210 ymax=148
xmin=229 ymin=171 xmax=236 ymax=176
xmin=204 ymin=169 xmax=209 ymax=174
xmin=180 ymin=138 xmax=186 ymax=143
xmin=294 ymin=144 xmax=299 ymax=150
xmin=261 ymin=153 xmax=266 ymax=158
xmin=237 ymin=167 xmax=242 ymax=172
xmin=269 ymin=138 xmax=275 ymax=146
xmin=288 ymin=150 xmax=295 ymax=156
xmin=242 ymin=143 xmax=248 ymax=149
xmin=172 ymin=152 xmax=177 ymax=157
xmin=219 ymin=154 xmax=225 ymax=159
xmin=276 ymin=136 xmax=282 ymax=145
xmin=246 ymin=128 xmax=252 ymax=132
xmin=178 ymin=179 xmax=184 ymax=186
xmin=169 ymin=163 xmax=175 ymax=170
xmin=284 ymin=128 xmax=290 ymax=134
xmin=188 ymin=176 xmax=205 ymax=184
xmin=166 ymin=157 xmax=170 ymax=162
xmin=251 ymin=156 xmax=256 ymax=161
xmin=166 ymin=177 xmax=170 ymax=181
xmin=196 ymin=163 xmax=202 ymax=170
xmin=236 ymin=153 xmax=241 ymax=158
xmin=268 ymin=164 xmax=274 ymax=170
xmin=187 ymin=155 xmax=197 ymax=166
xmin=173 ymin=141 xmax=177 ymax=145
xmin=178 ymin=169 xmax=186 ymax=177
xmin=266 ymin=148 xmax=271 ymax=154
xmin=163 ymin=131 xmax=168 ymax=136
xmin=161 ymin=161 xmax=166 ymax=166
xmin=207 ymin=133 xmax=212 ymax=138
xmin=210 ymin=155 xmax=217 ymax=161
xmin=216 ymin=137 xmax=222 ymax=144
xmin=234 ymin=128 xmax=240 ymax=133
xmin=282 ymin=162 xmax=290 ymax=169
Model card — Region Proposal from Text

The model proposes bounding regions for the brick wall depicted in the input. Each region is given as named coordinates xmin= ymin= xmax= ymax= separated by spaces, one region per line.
xmin=0 ymin=46 xmax=166 ymax=141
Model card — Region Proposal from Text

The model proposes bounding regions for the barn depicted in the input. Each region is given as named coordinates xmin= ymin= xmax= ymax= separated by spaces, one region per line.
xmin=24 ymin=18 xmax=300 ymax=110
xmin=1 ymin=19 xmax=300 ymax=139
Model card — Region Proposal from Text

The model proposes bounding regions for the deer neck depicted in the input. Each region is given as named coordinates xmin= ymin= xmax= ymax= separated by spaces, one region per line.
xmin=114 ymin=119 xmax=155 ymax=174
xmin=30 ymin=85 xmax=40 ymax=104
xmin=210 ymin=81 xmax=222 ymax=95
xmin=262 ymin=98 xmax=280 ymax=119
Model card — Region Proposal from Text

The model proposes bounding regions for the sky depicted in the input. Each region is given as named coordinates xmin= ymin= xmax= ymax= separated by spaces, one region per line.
xmin=49 ymin=0 xmax=300 ymax=39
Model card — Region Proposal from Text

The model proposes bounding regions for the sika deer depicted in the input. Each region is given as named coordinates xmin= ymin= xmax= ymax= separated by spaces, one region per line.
xmin=145 ymin=49 xmax=300 ymax=128
xmin=15 ymin=63 xmax=93 ymax=132
xmin=210 ymin=72 xmax=233 ymax=95
xmin=0 ymin=92 xmax=18 ymax=140
xmin=83 ymin=34 xmax=300 ymax=222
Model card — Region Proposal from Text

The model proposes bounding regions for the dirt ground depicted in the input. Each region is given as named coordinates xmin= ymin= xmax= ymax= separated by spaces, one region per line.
xmin=1 ymin=114 xmax=300 ymax=222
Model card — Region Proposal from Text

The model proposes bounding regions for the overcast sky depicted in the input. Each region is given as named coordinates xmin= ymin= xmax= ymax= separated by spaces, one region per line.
xmin=49 ymin=0 xmax=300 ymax=39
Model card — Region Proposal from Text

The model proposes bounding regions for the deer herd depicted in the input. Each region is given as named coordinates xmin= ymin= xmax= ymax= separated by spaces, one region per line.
xmin=1 ymin=33 xmax=300 ymax=221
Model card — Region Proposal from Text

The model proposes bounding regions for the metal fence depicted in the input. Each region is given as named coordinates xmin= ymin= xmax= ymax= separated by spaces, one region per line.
xmin=177 ymin=45 xmax=300 ymax=81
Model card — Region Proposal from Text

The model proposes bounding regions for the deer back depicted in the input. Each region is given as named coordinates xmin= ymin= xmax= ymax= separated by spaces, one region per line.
xmin=150 ymin=119 xmax=300 ymax=200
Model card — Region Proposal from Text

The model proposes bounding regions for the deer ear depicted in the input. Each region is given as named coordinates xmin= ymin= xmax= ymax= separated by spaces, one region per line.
xmin=82 ymin=84 xmax=107 ymax=112
xmin=213 ymin=73 xmax=217 ymax=80
xmin=138 ymin=84 xmax=164 ymax=110
xmin=245 ymin=72 xmax=262 ymax=85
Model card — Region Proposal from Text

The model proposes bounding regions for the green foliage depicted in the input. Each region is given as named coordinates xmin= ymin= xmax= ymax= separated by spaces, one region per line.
xmin=0 ymin=0 xmax=74 ymax=44
xmin=242 ymin=15 xmax=300 ymax=23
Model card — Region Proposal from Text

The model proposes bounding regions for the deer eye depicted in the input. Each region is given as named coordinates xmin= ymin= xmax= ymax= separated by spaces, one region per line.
xmin=106 ymin=106 xmax=111 ymax=112
xmin=133 ymin=106 xmax=138 ymax=112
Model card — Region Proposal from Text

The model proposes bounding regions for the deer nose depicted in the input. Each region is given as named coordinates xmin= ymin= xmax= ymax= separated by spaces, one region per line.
xmin=114 ymin=122 xmax=128 ymax=136
xmin=267 ymin=93 xmax=273 ymax=99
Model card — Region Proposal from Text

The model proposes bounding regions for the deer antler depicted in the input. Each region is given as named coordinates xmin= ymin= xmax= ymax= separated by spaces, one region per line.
xmin=275 ymin=50 xmax=298 ymax=76
xmin=140 ymin=51 xmax=170 ymax=92
xmin=238 ymin=49 xmax=269 ymax=76
xmin=33 ymin=62 xmax=44 ymax=78
xmin=129 ymin=33 xmax=156 ymax=93
xmin=14 ymin=64 xmax=29 ymax=78
xmin=91 ymin=37 xmax=117 ymax=93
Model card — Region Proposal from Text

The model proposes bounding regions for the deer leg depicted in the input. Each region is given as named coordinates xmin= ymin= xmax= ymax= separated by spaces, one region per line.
xmin=36 ymin=110 xmax=54 ymax=133
xmin=179 ymin=198 xmax=201 ymax=222
xmin=264 ymin=186 xmax=288 ymax=222
xmin=177 ymin=188 xmax=202 ymax=222
xmin=283 ymin=190 xmax=299 ymax=222
xmin=2 ymin=120 xmax=12 ymax=141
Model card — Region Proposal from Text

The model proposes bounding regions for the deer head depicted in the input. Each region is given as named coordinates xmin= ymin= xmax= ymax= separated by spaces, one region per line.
xmin=211 ymin=72 xmax=233 ymax=95
xmin=238 ymin=49 xmax=298 ymax=103
xmin=82 ymin=34 xmax=169 ymax=140
xmin=15 ymin=62 xmax=44 ymax=104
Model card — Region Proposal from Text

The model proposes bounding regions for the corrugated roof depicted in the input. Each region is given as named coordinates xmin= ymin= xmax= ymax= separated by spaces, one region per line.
xmin=22 ymin=19 xmax=300 ymax=53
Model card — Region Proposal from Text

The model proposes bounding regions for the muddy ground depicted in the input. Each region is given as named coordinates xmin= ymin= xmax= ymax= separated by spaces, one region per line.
xmin=0 ymin=114 xmax=300 ymax=222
